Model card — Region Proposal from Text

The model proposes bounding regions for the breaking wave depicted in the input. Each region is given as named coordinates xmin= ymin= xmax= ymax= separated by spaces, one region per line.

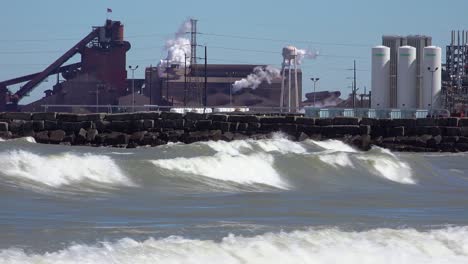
xmin=2 ymin=227 xmax=468 ymax=264
xmin=0 ymin=150 xmax=133 ymax=188
xmin=151 ymin=153 xmax=288 ymax=190
xmin=0 ymin=135 xmax=420 ymax=193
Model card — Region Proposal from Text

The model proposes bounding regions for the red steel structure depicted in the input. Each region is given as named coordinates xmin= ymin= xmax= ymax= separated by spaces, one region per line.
xmin=0 ymin=20 xmax=130 ymax=111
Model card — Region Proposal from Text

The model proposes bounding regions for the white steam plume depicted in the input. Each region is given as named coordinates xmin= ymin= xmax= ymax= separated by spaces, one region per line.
xmin=232 ymin=66 xmax=281 ymax=93
xmin=296 ymin=48 xmax=319 ymax=64
xmin=158 ymin=19 xmax=192 ymax=76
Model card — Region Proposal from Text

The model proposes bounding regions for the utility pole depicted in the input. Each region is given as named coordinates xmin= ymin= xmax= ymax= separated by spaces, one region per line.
xmin=353 ymin=60 xmax=357 ymax=109
xmin=204 ymin=45 xmax=207 ymax=108
xmin=310 ymin=78 xmax=320 ymax=107
xmin=184 ymin=55 xmax=187 ymax=106
xmin=128 ymin=65 xmax=138 ymax=112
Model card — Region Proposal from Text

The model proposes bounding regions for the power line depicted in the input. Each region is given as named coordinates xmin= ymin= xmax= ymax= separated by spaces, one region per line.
xmin=198 ymin=32 xmax=372 ymax=48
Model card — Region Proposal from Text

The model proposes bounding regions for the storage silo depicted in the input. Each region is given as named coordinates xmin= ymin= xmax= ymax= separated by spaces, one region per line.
xmin=422 ymin=46 xmax=442 ymax=109
xmin=397 ymin=46 xmax=417 ymax=108
xmin=371 ymin=46 xmax=390 ymax=108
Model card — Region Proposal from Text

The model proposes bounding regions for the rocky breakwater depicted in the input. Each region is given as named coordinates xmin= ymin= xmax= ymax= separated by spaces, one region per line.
xmin=0 ymin=111 xmax=468 ymax=152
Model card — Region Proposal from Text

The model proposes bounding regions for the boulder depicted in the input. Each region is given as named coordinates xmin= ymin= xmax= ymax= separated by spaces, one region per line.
xmin=259 ymin=116 xmax=287 ymax=124
xmin=185 ymin=112 xmax=207 ymax=121
xmin=76 ymin=128 xmax=88 ymax=144
xmin=437 ymin=117 xmax=459 ymax=127
xmin=416 ymin=118 xmax=437 ymax=127
xmin=9 ymin=120 xmax=25 ymax=134
xmin=105 ymin=113 xmax=135 ymax=121
xmin=360 ymin=118 xmax=379 ymax=126
xmin=0 ymin=122 xmax=7 ymax=132
xmin=227 ymin=115 xmax=259 ymax=123
xmin=31 ymin=112 xmax=57 ymax=121
xmin=459 ymin=118 xmax=468 ymax=127
xmin=130 ymin=131 xmax=147 ymax=144
xmin=315 ymin=118 xmax=333 ymax=126
xmin=143 ymin=119 xmax=154 ymax=129
xmin=86 ymin=129 xmax=99 ymax=142
xmin=105 ymin=132 xmax=129 ymax=145
xmin=443 ymin=127 xmax=461 ymax=137
xmin=44 ymin=121 xmax=58 ymax=131
xmin=57 ymin=113 xmax=88 ymax=122
xmin=95 ymin=120 xmax=110 ymax=132
xmin=388 ymin=126 xmax=405 ymax=137
xmin=2 ymin=112 xmax=32 ymax=120
xmin=333 ymin=117 xmax=359 ymax=126
xmin=32 ymin=121 xmax=45 ymax=131
xmin=295 ymin=117 xmax=315 ymax=126
xmin=160 ymin=111 xmax=184 ymax=120
xmin=209 ymin=114 xmax=228 ymax=122
xmin=135 ymin=111 xmax=160 ymax=120
xmin=237 ymin=122 xmax=248 ymax=131
xmin=49 ymin=130 xmax=66 ymax=144
xmin=34 ymin=131 xmax=49 ymax=144
xmin=196 ymin=120 xmax=212 ymax=131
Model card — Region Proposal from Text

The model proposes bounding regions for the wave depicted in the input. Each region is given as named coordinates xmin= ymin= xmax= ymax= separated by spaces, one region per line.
xmin=0 ymin=137 xmax=36 ymax=144
xmin=0 ymin=150 xmax=133 ymax=188
xmin=2 ymin=227 xmax=468 ymax=263
xmin=201 ymin=133 xmax=306 ymax=155
xmin=150 ymin=136 xmax=416 ymax=188
xmin=151 ymin=153 xmax=289 ymax=190
xmin=358 ymin=147 xmax=415 ymax=184
xmin=309 ymin=139 xmax=357 ymax=153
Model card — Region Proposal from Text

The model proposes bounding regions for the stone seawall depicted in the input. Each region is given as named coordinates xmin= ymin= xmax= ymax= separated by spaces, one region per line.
xmin=1 ymin=112 xmax=468 ymax=152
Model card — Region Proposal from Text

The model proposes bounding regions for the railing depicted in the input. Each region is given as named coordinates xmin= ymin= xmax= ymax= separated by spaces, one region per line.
xmin=40 ymin=104 xmax=303 ymax=114
xmin=40 ymin=104 xmax=451 ymax=119
xmin=304 ymin=107 xmax=450 ymax=119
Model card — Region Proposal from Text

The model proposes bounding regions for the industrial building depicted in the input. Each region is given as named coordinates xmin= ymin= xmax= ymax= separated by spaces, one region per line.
xmin=0 ymin=20 xmax=131 ymax=112
xmin=143 ymin=64 xmax=301 ymax=108
xmin=373 ymin=35 xmax=440 ymax=110
xmin=0 ymin=20 xmax=303 ymax=112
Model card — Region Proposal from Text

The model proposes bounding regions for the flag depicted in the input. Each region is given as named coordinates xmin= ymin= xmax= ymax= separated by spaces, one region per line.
xmin=107 ymin=8 xmax=112 ymax=13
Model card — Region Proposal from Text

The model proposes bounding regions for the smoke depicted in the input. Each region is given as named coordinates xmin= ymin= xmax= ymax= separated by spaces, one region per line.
xmin=296 ymin=49 xmax=319 ymax=64
xmin=232 ymin=66 xmax=281 ymax=93
xmin=310 ymin=96 xmax=343 ymax=108
xmin=158 ymin=19 xmax=192 ymax=76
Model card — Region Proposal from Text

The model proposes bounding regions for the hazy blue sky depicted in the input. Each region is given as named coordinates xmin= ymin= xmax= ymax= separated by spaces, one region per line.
xmin=1 ymin=0 xmax=467 ymax=104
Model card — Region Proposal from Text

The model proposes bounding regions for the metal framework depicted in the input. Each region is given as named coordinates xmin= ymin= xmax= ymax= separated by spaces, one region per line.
xmin=443 ymin=30 xmax=468 ymax=112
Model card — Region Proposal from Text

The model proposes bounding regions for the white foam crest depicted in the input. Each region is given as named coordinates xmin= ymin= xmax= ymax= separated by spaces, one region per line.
xmin=253 ymin=135 xmax=306 ymax=154
xmin=203 ymin=140 xmax=253 ymax=156
xmin=319 ymin=152 xmax=354 ymax=168
xmin=204 ymin=135 xmax=306 ymax=155
xmin=2 ymin=227 xmax=468 ymax=264
xmin=151 ymin=153 xmax=288 ymax=189
xmin=310 ymin=139 xmax=357 ymax=153
xmin=0 ymin=150 xmax=133 ymax=187
xmin=358 ymin=148 xmax=415 ymax=184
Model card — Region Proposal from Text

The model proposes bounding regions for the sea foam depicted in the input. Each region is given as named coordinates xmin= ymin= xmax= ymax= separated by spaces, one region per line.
xmin=1 ymin=227 xmax=467 ymax=264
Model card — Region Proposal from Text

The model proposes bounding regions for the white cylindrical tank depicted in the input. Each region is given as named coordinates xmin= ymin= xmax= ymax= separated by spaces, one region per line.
xmin=422 ymin=46 xmax=442 ymax=109
xmin=397 ymin=46 xmax=417 ymax=108
xmin=371 ymin=46 xmax=390 ymax=108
